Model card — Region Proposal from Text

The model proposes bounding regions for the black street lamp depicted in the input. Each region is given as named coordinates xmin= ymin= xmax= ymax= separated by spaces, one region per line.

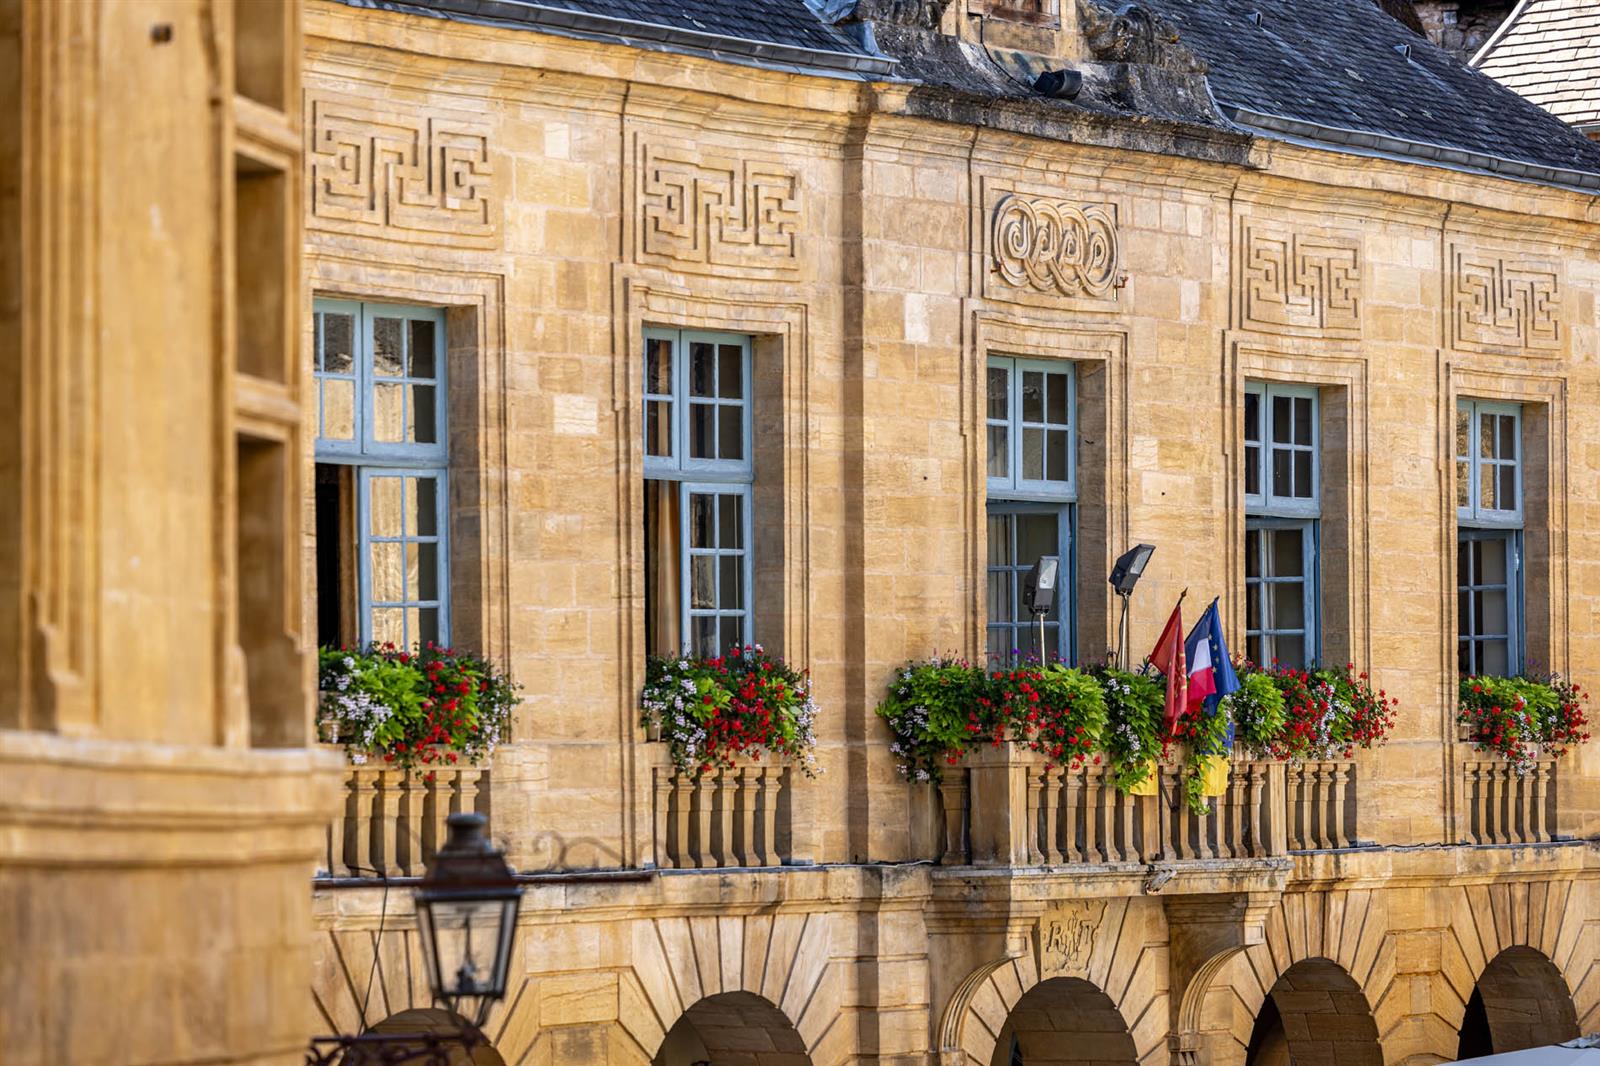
xmin=307 ymin=812 xmax=523 ymax=1065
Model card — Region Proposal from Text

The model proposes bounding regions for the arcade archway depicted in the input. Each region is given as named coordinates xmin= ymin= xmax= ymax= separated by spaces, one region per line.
xmin=1244 ymin=959 xmax=1381 ymax=1066
xmin=990 ymin=976 xmax=1140 ymax=1066
xmin=1457 ymin=946 xmax=1579 ymax=1058
xmin=653 ymin=991 xmax=813 ymax=1066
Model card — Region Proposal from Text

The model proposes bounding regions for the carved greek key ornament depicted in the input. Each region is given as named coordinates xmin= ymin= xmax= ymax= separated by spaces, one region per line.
xmin=992 ymin=194 xmax=1119 ymax=299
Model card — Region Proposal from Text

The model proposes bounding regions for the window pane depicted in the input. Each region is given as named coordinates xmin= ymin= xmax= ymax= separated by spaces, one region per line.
xmin=690 ymin=556 xmax=715 ymax=609
xmin=689 ymin=403 xmax=714 ymax=460
xmin=322 ymin=379 xmax=355 ymax=441
xmin=988 ymin=426 xmax=1009 ymax=479
xmin=646 ymin=337 xmax=672 ymax=395
xmin=718 ymin=494 xmax=741 ymax=549
xmin=1046 ymin=429 xmax=1068 ymax=482
xmin=1498 ymin=466 xmax=1516 ymax=512
xmin=988 ymin=366 xmax=1008 ymax=422
xmin=1479 ymin=414 xmax=1496 ymax=458
xmin=643 ymin=481 xmax=682 ymax=657
xmin=1244 ymin=391 xmax=1260 ymax=444
xmin=1481 ymin=639 xmax=1509 ymax=676
xmin=1245 ymin=444 xmax=1260 ymax=497
xmin=1022 ymin=371 xmax=1044 ymax=422
xmin=724 ymin=617 xmax=743 ymax=653
xmin=323 ymin=313 xmax=354 ymax=374
xmin=691 ymin=616 xmax=717 ymax=657
xmin=1458 ymin=588 xmax=1472 ymax=637
xmin=1293 ymin=397 xmax=1312 ymax=445
xmin=690 ymin=494 xmax=714 ymax=549
xmin=988 ymin=570 xmax=1011 ymax=626
xmin=371 ymin=542 xmax=404 ymax=602
xmin=370 ymin=477 xmax=402 ymax=536
xmin=409 ymin=477 xmax=438 ymax=537
xmin=1017 ymin=512 xmax=1058 ymax=564
xmin=720 ymin=556 xmax=742 ymax=609
xmin=373 ymin=383 xmax=405 ymax=442
xmin=417 ymin=608 xmax=439 ymax=648
xmin=1272 ymin=395 xmax=1292 ymax=444
xmin=1245 ymin=528 xmax=1261 ymax=578
xmin=1478 ymin=590 xmax=1508 ymax=634
xmin=1478 ymin=538 xmax=1506 ymax=584
xmin=1272 ymin=450 xmax=1292 ymax=497
xmin=1022 ymin=427 xmax=1044 ymax=480
xmin=373 ymin=317 xmax=404 ymax=377
xmin=410 ymin=384 xmax=436 ymax=444
xmin=413 ymin=542 xmax=438 ymax=601
xmin=988 ymin=513 xmax=1011 ymax=567
xmin=718 ymin=344 xmax=742 ymax=400
xmin=1247 ymin=635 xmax=1262 ymax=665
xmin=1455 ymin=406 xmax=1469 ymax=461
xmin=647 ymin=400 xmax=672 ymax=458
xmin=1270 ymin=580 xmax=1305 ymax=630
xmin=1270 ymin=528 xmax=1304 ymax=576
xmin=1293 ymin=451 xmax=1313 ymax=498
xmin=1456 ymin=459 xmax=1469 ymax=509
xmin=718 ymin=406 xmax=743 ymax=462
xmin=1246 ymin=585 xmax=1260 ymax=630
xmin=1458 ymin=641 xmax=1473 ymax=675
xmin=1457 ymin=538 xmax=1470 ymax=586
xmin=1046 ymin=373 xmax=1068 ymax=425
xmin=690 ymin=342 xmax=714 ymax=397
xmin=1499 ymin=415 xmax=1516 ymax=460
xmin=371 ymin=608 xmax=405 ymax=648
xmin=1479 ymin=465 xmax=1495 ymax=513
xmin=1274 ymin=634 xmax=1306 ymax=669
xmin=408 ymin=319 xmax=436 ymax=378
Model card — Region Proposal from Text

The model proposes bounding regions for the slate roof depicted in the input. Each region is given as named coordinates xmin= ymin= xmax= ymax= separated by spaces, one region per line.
xmin=508 ymin=0 xmax=873 ymax=58
xmin=1474 ymin=0 xmax=1600 ymax=131
xmin=1136 ymin=0 xmax=1600 ymax=182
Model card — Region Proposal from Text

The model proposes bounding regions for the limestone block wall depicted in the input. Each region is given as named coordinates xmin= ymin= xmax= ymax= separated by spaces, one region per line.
xmin=300 ymin=0 xmax=1600 ymax=876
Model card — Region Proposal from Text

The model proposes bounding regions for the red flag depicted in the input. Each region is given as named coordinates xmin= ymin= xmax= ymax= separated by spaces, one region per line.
xmin=1148 ymin=602 xmax=1188 ymax=738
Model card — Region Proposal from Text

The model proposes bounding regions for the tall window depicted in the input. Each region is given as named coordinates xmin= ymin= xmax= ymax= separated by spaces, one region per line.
xmin=1243 ymin=382 xmax=1319 ymax=668
xmin=1457 ymin=400 xmax=1523 ymax=675
xmin=313 ymin=299 xmax=449 ymax=649
xmin=986 ymin=356 xmax=1074 ymax=664
xmin=643 ymin=329 xmax=753 ymax=658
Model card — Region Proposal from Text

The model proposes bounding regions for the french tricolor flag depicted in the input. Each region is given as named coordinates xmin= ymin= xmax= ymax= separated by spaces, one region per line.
xmin=1184 ymin=600 xmax=1241 ymax=741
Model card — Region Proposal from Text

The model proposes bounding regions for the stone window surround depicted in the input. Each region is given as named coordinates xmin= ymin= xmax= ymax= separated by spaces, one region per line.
xmin=303 ymin=255 xmax=512 ymax=670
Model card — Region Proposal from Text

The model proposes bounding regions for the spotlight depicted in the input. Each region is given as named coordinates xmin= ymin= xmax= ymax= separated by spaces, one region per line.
xmin=1109 ymin=543 xmax=1155 ymax=595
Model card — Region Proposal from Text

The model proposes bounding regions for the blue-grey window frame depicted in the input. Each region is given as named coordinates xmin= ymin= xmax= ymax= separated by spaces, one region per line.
xmin=986 ymin=356 xmax=1077 ymax=664
xmin=313 ymin=298 xmax=451 ymax=647
xmin=1456 ymin=398 xmax=1525 ymax=675
xmin=357 ymin=467 xmax=451 ymax=652
xmin=642 ymin=328 xmax=755 ymax=655
xmin=1243 ymin=381 xmax=1321 ymax=667
xmin=1244 ymin=516 xmax=1319 ymax=669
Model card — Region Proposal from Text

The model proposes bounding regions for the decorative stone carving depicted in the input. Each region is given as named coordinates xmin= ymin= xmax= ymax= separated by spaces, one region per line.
xmin=1037 ymin=900 xmax=1106 ymax=978
xmin=308 ymin=97 xmax=495 ymax=246
xmin=990 ymin=193 xmax=1119 ymax=300
xmin=1240 ymin=223 xmax=1361 ymax=336
xmin=635 ymin=140 xmax=801 ymax=277
xmin=1450 ymin=246 xmax=1561 ymax=354
xmin=1079 ymin=0 xmax=1205 ymax=72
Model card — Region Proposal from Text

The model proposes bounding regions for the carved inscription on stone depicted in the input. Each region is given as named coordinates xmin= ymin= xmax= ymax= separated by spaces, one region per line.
xmin=309 ymin=97 xmax=495 ymax=246
xmin=991 ymin=194 xmax=1119 ymax=300
xmin=1450 ymin=246 xmax=1561 ymax=354
xmin=1241 ymin=224 xmax=1361 ymax=336
xmin=635 ymin=140 xmax=801 ymax=276
xmin=1037 ymin=899 xmax=1106 ymax=979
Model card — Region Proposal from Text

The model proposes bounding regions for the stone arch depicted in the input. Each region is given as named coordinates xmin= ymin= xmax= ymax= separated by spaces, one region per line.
xmin=991 ymin=976 xmax=1141 ymax=1066
xmin=1243 ymin=958 xmax=1383 ymax=1066
xmin=1457 ymin=946 xmax=1580 ymax=1058
xmin=1203 ymin=891 xmax=1394 ymax=1066
xmin=363 ymin=1008 xmax=508 ymax=1065
xmin=653 ymin=991 xmax=812 ymax=1066
xmin=620 ymin=914 xmax=844 ymax=1065
xmin=940 ymin=899 xmax=1168 ymax=1066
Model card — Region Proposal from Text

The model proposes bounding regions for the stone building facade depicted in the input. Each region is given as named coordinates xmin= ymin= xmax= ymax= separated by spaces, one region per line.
xmin=6 ymin=0 xmax=1600 ymax=1064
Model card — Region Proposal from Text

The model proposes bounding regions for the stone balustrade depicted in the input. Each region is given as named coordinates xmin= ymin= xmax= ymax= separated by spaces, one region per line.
xmin=652 ymin=761 xmax=791 ymax=869
xmin=323 ymin=764 xmax=490 ymax=878
xmin=1285 ymin=760 xmax=1358 ymax=851
xmin=1461 ymin=756 xmax=1556 ymax=845
xmin=935 ymin=743 xmax=1287 ymax=866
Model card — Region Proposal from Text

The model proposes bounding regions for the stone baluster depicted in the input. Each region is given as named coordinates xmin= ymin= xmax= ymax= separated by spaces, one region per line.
xmin=760 ymin=766 xmax=783 ymax=867
xmin=1246 ymin=763 xmax=1267 ymax=857
xmin=1163 ymin=766 xmax=1186 ymax=859
xmin=395 ymin=772 xmax=422 ymax=876
xmin=1098 ymin=765 xmax=1122 ymax=863
xmin=693 ymin=773 xmax=715 ymax=868
xmin=1223 ymin=766 xmax=1247 ymax=859
xmin=1467 ymin=763 xmax=1486 ymax=844
xmin=1115 ymin=783 xmax=1136 ymax=863
xmin=330 ymin=771 xmax=354 ymax=875
xmin=653 ymin=765 xmax=676 ymax=869
xmin=735 ymin=766 xmax=759 ymax=867
xmin=376 ymin=770 xmax=404 ymax=876
xmin=1041 ymin=767 xmax=1064 ymax=865
xmin=1083 ymin=764 xmax=1103 ymax=862
xmin=1138 ymin=785 xmax=1159 ymax=864
xmin=350 ymin=769 xmax=378 ymax=876
xmin=1532 ymin=760 xmax=1551 ymax=843
xmin=938 ymin=773 xmax=969 ymax=865
xmin=1026 ymin=768 xmax=1046 ymax=866
xmin=1062 ymin=766 xmax=1083 ymax=863
xmin=1284 ymin=763 xmax=1304 ymax=850
xmin=1331 ymin=762 xmax=1352 ymax=848
xmin=713 ymin=768 xmax=737 ymax=868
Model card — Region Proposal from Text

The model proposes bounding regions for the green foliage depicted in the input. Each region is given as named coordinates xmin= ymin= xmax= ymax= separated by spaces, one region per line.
xmin=1459 ymin=673 xmax=1591 ymax=773
xmin=993 ymin=664 xmax=1107 ymax=769
xmin=874 ymin=657 xmax=986 ymax=781
xmin=641 ymin=645 xmax=819 ymax=778
xmin=317 ymin=643 xmax=519 ymax=771
xmin=1225 ymin=671 xmax=1286 ymax=755
xmin=1093 ymin=667 xmax=1163 ymax=791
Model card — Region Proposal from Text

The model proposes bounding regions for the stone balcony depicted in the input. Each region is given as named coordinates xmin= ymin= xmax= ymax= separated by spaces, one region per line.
xmin=320 ymin=763 xmax=491 ymax=879
xmin=1460 ymin=754 xmax=1559 ymax=845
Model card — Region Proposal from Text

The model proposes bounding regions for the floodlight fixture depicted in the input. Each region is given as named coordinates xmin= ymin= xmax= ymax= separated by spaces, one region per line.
xmin=1108 ymin=543 xmax=1156 ymax=596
